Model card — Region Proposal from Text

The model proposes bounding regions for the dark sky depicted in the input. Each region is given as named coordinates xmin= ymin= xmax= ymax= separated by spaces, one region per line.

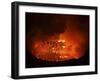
xmin=26 ymin=13 xmax=89 ymax=36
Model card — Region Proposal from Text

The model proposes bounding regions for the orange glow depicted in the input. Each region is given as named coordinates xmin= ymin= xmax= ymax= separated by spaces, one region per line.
xmin=30 ymin=26 xmax=89 ymax=62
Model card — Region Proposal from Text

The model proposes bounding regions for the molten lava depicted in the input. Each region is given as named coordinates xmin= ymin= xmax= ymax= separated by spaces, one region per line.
xmin=30 ymin=28 xmax=88 ymax=62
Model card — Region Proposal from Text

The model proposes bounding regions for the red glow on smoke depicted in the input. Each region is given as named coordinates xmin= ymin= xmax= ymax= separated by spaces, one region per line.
xmin=30 ymin=26 xmax=88 ymax=62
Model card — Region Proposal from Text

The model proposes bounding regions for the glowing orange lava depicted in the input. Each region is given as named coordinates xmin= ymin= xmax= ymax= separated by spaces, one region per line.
xmin=30 ymin=27 xmax=89 ymax=62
